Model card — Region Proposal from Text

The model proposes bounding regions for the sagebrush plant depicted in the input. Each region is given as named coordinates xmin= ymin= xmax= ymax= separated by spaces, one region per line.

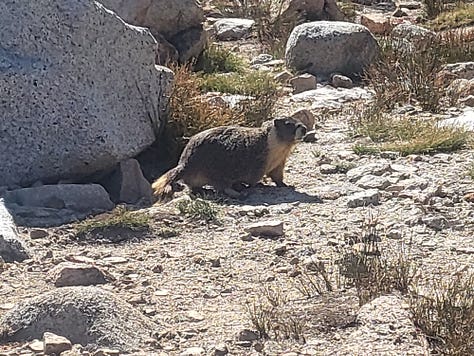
xmin=167 ymin=63 xmax=244 ymax=139
xmin=75 ymin=206 xmax=150 ymax=236
xmin=410 ymin=272 xmax=474 ymax=355
xmin=246 ymin=285 xmax=306 ymax=341
xmin=199 ymin=71 xmax=280 ymax=127
xmin=176 ymin=198 xmax=220 ymax=223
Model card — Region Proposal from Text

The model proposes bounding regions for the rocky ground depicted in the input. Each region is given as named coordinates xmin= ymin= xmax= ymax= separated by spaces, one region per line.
xmin=1 ymin=1 xmax=474 ymax=355
xmin=1 ymin=97 xmax=473 ymax=355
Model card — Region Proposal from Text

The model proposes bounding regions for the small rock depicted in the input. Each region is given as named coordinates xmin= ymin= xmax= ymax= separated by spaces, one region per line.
xmin=392 ymin=7 xmax=409 ymax=17
xmin=254 ymin=341 xmax=264 ymax=352
xmin=245 ymin=220 xmax=284 ymax=237
xmin=180 ymin=347 xmax=205 ymax=356
xmin=347 ymin=189 xmax=380 ymax=208
xmin=360 ymin=13 xmax=394 ymax=34
xmin=331 ymin=74 xmax=353 ymax=88
xmin=356 ymin=175 xmax=391 ymax=190
xmin=240 ymin=234 xmax=255 ymax=242
xmin=214 ymin=18 xmax=254 ymax=40
xmin=186 ymin=310 xmax=205 ymax=322
xmin=346 ymin=163 xmax=391 ymax=182
xmin=303 ymin=130 xmax=317 ymax=142
xmin=209 ymin=256 xmax=221 ymax=267
xmin=29 ymin=340 xmax=44 ymax=352
xmin=48 ymin=262 xmax=108 ymax=287
xmin=251 ymin=54 xmax=273 ymax=65
xmin=320 ymin=164 xmax=338 ymax=174
xmin=460 ymin=95 xmax=474 ymax=107
xmin=43 ymin=332 xmax=72 ymax=355
xmin=386 ymin=229 xmax=403 ymax=239
xmin=289 ymin=74 xmax=317 ymax=94
xmin=274 ymin=70 xmax=293 ymax=84
xmin=291 ymin=109 xmax=315 ymax=130
xmin=464 ymin=192 xmax=474 ymax=202
xmin=453 ymin=247 xmax=474 ymax=255
xmin=102 ymin=256 xmax=128 ymax=264
xmin=29 ymin=229 xmax=49 ymax=239
xmin=213 ymin=343 xmax=229 ymax=356
xmin=237 ymin=329 xmax=259 ymax=341
xmin=422 ymin=215 xmax=447 ymax=231
xmin=93 ymin=348 xmax=120 ymax=356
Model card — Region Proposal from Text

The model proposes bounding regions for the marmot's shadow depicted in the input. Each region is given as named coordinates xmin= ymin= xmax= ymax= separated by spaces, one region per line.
xmin=239 ymin=185 xmax=322 ymax=206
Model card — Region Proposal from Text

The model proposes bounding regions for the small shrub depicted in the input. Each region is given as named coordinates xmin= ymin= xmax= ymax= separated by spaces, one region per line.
xmin=246 ymin=285 xmax=306 ymax=341
xmin=423 ymin=0 xmax=446 ymax=19
xmin=196 ymin=45 xmax=246 ymax=74
xmin=75 ymin=206 xmax=150 ymax=236
xmin=176 ymin=198 xmax=220 ymax=223
xmin=167 ymin=64 xmax=243 ymax=139
xmin=411 ymin=272 xmax=474 ymax=355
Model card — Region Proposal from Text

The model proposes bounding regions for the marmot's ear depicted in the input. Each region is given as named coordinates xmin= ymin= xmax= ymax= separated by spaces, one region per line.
xmin=273 ymin=117 xmax=286 ymax=126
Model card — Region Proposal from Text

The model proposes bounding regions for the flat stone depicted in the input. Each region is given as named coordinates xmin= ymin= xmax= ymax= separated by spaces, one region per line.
xmin=290 ymin=74 xmax=318 ymax=94
xmin=180 ymin=347 xmax=205 ymax=356
xmin=0 ymin=200 xmax=30 ymax=262
xmin=245 ymin=220 xmax=284 ymax=237
xmin=291 ymin=109 xmax=316 ymax=130
xmin=28 ymin=340 xmax=44 ymax=352
xmin=214 ymin=18 xmax=254 ymax=40
xmin=356 ymin=175 xmax=391 ymax=190
xmin=347 ymin=189 xmax=380 ymax=208
xmin=48 ymin=262 xmax=109 ymax=287
xmin=346 ymin=163 xmax=392 ymax=182
xmin=43 ymin=332 xmax=72 ymax=355
xmin=29 ymin=229 xmax=48 ymax=239
xmin=237 ymin=329 xmax=259 ymax=341
xmin=331 ymin=74 xmax=353 ymax=88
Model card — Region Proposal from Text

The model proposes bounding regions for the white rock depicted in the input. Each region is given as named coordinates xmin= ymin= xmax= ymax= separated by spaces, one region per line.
xmin=331 ymin=74 xmax=353 ymax=89
xmin=356 ymin=175 xmax=391 ymax=190
xmin=347 ymin=189 xmax=380 ymax=208
xmin=43 ymin=332 xmax=72 ymax=355
xmin=181 ymin=347 xmax=206 ymax=356
xmin=214 ymin=18 xmax=254 ymax=40
xmin=245 ymin=220 xmax=284 ymax=237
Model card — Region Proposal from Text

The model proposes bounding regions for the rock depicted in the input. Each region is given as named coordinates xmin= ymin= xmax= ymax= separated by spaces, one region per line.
xmin=251 ymin=54 xmax=274 ymax=65
xmin=337 ymin=296 xmax=429 ymax=354
xmin=4 ymin=184 xmax=114 ymax=227
xmin=274 ymin=70 xmax=293 ymax=84
xmin=320 ymin=164 xmax=338 ymax=174
xmin=446 ymin=79 xmax=474 ymax=102
xmin=186 ymin=310 xmax=205 ymax=322
xmin=0 ymin=0 xmax=173 ymax=188
xmin=347 ymin=189 xmax=380 ymax=208
xmin=281 ymin=0 xmax=345 ymax=21
xmin=303 ymin=130 xmax=318 ymax=142
xmin=442 ymin=62 xmax=474 ymax=80
xmin=29 ymin=340 xmax=44 ymax=352
xmin=346 ymin=163 xmax=392 ymax=182
xmin=438 ymin=107 xmax=474 ymax=131
xmin=392 ymin=7 xmax=409 ymax=17
xmin=0 ymin=286 xmax=158 ymax=351
xmin=245 ymin=220 xmax=284 ymax=237
xmin=213 ymin=343 xmax=229 ymax=356
xmin=237 ymin=329 xmax=259 ymax=341
xmin=422 ymin=215 xmax=448 ymax=231
xmin=291 ymin=109 xmax=316 ymax=130
xmin=29 ymin=229 xmax=49 ymax=239
xmin=0 ymin=200 xmax=29 ymax=262
xmin=356 ymin=175 xmax=391 ymax=190
xmin=101 ymin=159 xmax=153 ymax=204
xmin=391 ymin=23 xmax=435 ymax=46
xmin=48 ymin=262 xmax=109 ymax=287
xmin=460 ymin=95 xmax=474 ymax=106
xmin=331 ymin=74 xmax=353 ymax=89
xmin=181 ymin=347 xmax=205 ymax=356
xmin=285 ymin=21 xmax=379 ymax=80
xmin=93 ymin=348 xmax=121 ymax=356
xmin=360 ymin=13 xmax=394 ymax=34
xmin=290 ymin=74 xmax=318 ymax=94
xmin=43 ymin=332 xmax=72 ymax=355
xmin=100 ymin=0 xmax=206 ymax=63
xmin=464 ymin=192 xmax=474 ymax=202
xmin=214 ymin=18 xmax=254 ymax=40
xmin=291 ymin=85 xmax=372 ymax=109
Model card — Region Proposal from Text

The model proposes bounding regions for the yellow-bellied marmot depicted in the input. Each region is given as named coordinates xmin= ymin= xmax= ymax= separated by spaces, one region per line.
xmin=152 ymin=117 xmax=307 ymax=200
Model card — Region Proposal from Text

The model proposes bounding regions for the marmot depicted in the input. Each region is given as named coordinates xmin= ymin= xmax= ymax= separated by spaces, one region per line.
xmin=152 ymin=117 xmax=307 ymax=200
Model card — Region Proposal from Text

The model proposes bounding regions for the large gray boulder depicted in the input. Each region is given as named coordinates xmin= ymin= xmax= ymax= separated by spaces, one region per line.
xmin=0 ymin=0 xmax=173 ymax=188
xmin=285 ymin=21 xmax=379 ymax=79
xmin=0 ymin=286 xmax=158 ymax=351
xmin=0 ymin=200 xmax=30 ymax=262
xmin=4 ymin=184 xmax=115 ymax=227
xmin=100 ymin=0 xmax=207 ymax=63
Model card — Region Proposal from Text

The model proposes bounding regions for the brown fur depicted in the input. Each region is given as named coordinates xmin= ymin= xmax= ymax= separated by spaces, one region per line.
xmin=152 ymin=117 xmax=306 ymax=201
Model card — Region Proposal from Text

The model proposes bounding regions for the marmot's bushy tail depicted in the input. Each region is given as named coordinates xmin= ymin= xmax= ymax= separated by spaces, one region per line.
xmin=152 ymin=166 xmax=183 ymax=201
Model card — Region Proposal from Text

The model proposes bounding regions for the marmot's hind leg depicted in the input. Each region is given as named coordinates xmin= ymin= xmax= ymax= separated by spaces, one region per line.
xmin=268 ymin=162 xmax=288 ymax=187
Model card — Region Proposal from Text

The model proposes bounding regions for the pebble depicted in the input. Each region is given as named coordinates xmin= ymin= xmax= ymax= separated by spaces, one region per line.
xmin=212 ymin=343 xmax=229 ymax=356
xmin=346 ymin=163 xmax=391 ymax=182
xmin=48 ymin=262 xmax=108 ymax=287
xmin=186 ymin=310 xmax=205 ymax=322
xmin=101 ymin=256 xmax=128 ymax=264
xmin=29 ymin=229 xmax=48 ymax=239
xmin=180 ymin=347 xmax=205 ymax=356
xmin=237 ymin=329 xmax=259 ymax=341
xmin=320 ymin=164 xmax=338 ymax=174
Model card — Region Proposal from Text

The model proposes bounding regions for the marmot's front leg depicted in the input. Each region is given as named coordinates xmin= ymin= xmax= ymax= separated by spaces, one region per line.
xmin=268 ymin=162 xmax=288 ymax=187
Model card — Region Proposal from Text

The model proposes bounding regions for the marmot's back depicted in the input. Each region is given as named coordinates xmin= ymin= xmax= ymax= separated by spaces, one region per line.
xmin=179 ymin=126 xmax=269 ymax=189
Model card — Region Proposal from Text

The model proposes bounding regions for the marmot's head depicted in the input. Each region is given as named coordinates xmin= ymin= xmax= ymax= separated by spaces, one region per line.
xmin=272 ymin=117 xmax=307 ymax=142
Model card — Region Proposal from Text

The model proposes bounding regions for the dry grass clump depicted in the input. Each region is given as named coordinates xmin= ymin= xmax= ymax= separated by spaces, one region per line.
xmin=411 ymin=272 xmax=474 ymax=355
xmin=351 ymin=107 xmax=470 ymax=156
xmin=246 ymin=285 xmax=306 ymax=341
xmin=75 ymin=206 xmax=150 ymax=236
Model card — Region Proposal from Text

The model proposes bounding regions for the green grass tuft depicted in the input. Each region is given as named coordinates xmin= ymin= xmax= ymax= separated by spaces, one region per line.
xmin=176 ymin=198 xmax=220 ymax=223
